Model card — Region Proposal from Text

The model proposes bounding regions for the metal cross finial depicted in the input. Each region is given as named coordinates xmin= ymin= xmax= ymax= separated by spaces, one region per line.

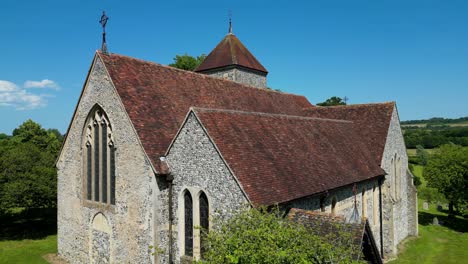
xmin=99 ymin=11 xmax=109 ymax=54
xmin=100 ymin=11 xmax=109 ymax=31
xmin=228 ymin=10 xmax=232 ymax=34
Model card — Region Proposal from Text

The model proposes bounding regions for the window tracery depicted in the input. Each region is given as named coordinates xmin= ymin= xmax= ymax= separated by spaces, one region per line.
xmin=84 ymin=107 xmax=116 ymax=205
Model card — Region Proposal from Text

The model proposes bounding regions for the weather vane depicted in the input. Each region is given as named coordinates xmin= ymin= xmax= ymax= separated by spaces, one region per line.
xmin=228 ymin=10 xmax=232 ymax=34
xmin=99 ymin=11 xmax=109 ymax=54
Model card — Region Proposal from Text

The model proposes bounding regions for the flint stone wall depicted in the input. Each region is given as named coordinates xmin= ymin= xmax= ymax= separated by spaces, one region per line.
xmin=380 ymin=106 xmax=418 ymax=258
xmin=205 ymin=67 xmax=267 ymax=88
xmin=57 ymin=56 xmax=159 ymax=264
xmin=164 ymin=113 xmax=249 ymax=263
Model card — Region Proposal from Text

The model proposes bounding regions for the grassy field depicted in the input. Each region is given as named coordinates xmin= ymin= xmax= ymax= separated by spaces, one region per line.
xmin=0 ymin=208 xmax=57 ymax=264
xmin=388 ymin=164 xmax=468 ymax=264
xmin=0 ymin=235 xmax=56 ymax=264
xmin=407 ymin=148 xmax=435 ymax=156
xmin=389 ymin=201 xmax=468 ymax=264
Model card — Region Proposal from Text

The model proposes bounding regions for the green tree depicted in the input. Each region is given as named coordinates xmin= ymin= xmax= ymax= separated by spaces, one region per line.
xmin=0 ymin=120 xmax=61 ymax=214
xmin=424 ymin=144 xmax=468 ymax=216
xmin=317 ymin=96 xmax=347 ymax=106
xmin=199 ymin=207 xmax=363 ymax=264
xmin=169 ymin=53 xmax=206 ymax=71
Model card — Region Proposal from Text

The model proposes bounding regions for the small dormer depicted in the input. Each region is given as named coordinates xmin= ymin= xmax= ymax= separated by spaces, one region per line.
xmin=195 ymin=25 xmax=268 ymax=88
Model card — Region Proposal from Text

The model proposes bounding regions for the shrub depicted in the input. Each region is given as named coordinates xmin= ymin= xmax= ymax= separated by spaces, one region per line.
xmin=198 ymin=207 xmax=364 ymax=264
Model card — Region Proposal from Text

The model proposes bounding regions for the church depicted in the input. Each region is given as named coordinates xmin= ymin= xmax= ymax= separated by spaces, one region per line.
xmin=56 ymin=26 xmax=418 ymax=263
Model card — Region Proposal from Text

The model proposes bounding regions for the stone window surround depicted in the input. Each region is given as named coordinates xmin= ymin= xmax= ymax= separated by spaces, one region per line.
xmin=82 ymin=105 xmax=117 ymax=211
xmin=178 ymin=187 xmax=212 ymax=261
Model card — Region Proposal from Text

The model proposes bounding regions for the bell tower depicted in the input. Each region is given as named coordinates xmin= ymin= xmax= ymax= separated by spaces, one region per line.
xmin=195 ymin=20 xmax=268 ymax=88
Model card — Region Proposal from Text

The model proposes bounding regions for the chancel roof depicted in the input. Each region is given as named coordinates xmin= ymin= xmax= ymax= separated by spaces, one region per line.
xmin=194 ymin=33 xmax=268 ymax=74
xmin=304 ymin=103 xmax=395 ymax=164
xmin=192 ymin=108 xmax=384 ymax=206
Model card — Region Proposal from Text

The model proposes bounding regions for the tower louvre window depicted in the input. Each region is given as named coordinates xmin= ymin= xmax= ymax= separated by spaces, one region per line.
xmin=84 ymin=106 xmax=116 ymax=205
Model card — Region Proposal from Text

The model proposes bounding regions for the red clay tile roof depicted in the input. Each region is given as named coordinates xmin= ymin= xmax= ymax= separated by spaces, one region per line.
xmin=193 ymin=108 xmax=385 ymax=206
xmin=194 ymin=34 xmax=268 ymax=73
xmin=304 ymin=103 xmax=395 ymax=164
xmin=97 ymin=52 xmax=312 ymax=170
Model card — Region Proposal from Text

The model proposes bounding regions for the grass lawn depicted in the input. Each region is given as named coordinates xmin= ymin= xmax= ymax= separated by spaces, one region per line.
xmin=389 ymin=201 xmax=468 ymax=264
xmin=389 ymin=163 xmax=468 ymax=264
xmin=0 ymin=235 xmax=57 ymax=264
xmin=0 ymin=208 xmax=57 ymax=264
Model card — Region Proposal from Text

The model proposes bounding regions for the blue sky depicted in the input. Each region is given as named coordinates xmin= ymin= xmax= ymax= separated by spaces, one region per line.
xmin=1 ymin=0 xmax=467 ymax=134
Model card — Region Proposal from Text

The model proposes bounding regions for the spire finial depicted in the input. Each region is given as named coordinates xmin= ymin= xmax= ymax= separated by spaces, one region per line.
xmin=99 ymin=11 xmax=109 ymax=54
xmin=228 ymin=10 xmax=232 ymax=34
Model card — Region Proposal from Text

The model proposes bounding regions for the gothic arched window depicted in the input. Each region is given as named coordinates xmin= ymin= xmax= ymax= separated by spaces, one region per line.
xmin=199 ymin=192 xmax=209 ymax=258
xmin=184 ymin=191 xmax=193 ymax=256
xmin=84 ymin=106 xmax=116 ymax=205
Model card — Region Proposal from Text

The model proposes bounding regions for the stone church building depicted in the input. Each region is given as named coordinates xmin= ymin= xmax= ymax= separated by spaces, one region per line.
xmin=56 ymin=30 xmax=418 ymax=263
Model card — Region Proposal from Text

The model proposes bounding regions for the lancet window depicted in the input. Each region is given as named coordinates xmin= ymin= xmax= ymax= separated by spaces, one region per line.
xmin=84 ymin=107 xmax=116 ymax=205
xmin=184 ymin=191 xmax=193 ymax=256
xmin=199 ymin=192 xmax=209 ymax=258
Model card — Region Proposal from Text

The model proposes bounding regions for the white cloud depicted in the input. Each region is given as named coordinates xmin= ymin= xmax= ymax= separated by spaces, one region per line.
xmin=24 ymin=79 xmax=60 ymax=90
xmin=0 ymin=80 xmax=18 ymax=92
xmin=0 ymin=80 xmax=49 ymax=110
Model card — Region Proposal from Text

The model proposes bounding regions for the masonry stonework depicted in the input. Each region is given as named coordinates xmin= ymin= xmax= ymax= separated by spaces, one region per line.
xmin=206 ymin=68 xmax=267 ymax=88
xmin=57 ymin=55 xmax=159 ymax=264
xmin=164 ymin=113 xmax=249 ymax=262
xmin=380 ymin=107 xmax=418 ymax=258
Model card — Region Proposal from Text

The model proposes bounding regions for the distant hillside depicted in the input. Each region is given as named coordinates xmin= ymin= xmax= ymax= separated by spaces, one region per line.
xmin=401 ymin=116 xmax=468 ymax=148
xmin=402 ymin=116 xmax=468 ymax=126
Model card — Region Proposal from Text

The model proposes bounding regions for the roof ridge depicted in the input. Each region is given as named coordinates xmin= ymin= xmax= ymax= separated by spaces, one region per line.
xmin=192 ymin=107 xmax=353 ymax=123
xmin=314 ymin=102 xmax=395 ymax=109
xmin=98 ymin=51 xmax=299 ymax=96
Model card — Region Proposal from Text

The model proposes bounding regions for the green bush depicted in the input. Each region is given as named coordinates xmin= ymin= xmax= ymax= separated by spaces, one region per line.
xmin=198 ymin=207 xmax=364 ymax=264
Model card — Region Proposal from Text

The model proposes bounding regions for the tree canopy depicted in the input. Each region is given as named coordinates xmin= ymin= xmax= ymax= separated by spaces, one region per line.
xmin=199 ymin=207 xmax=363 ymax=264
xmin=169 ymin=53 xmax=207 ymax=71
xmin=317 ymin=96 xmax=347 ymax=106
xmin=0 ymin=119 xmax=62 ymax=214
xmin=403 ymin=126 xmax=468 ymax=149
xmin=424 ymin=144 xmax=468 ymax=216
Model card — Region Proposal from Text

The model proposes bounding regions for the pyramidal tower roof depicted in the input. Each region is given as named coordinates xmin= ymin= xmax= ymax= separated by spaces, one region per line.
xmin=195 ymin=32 xmax=268 ymax=74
